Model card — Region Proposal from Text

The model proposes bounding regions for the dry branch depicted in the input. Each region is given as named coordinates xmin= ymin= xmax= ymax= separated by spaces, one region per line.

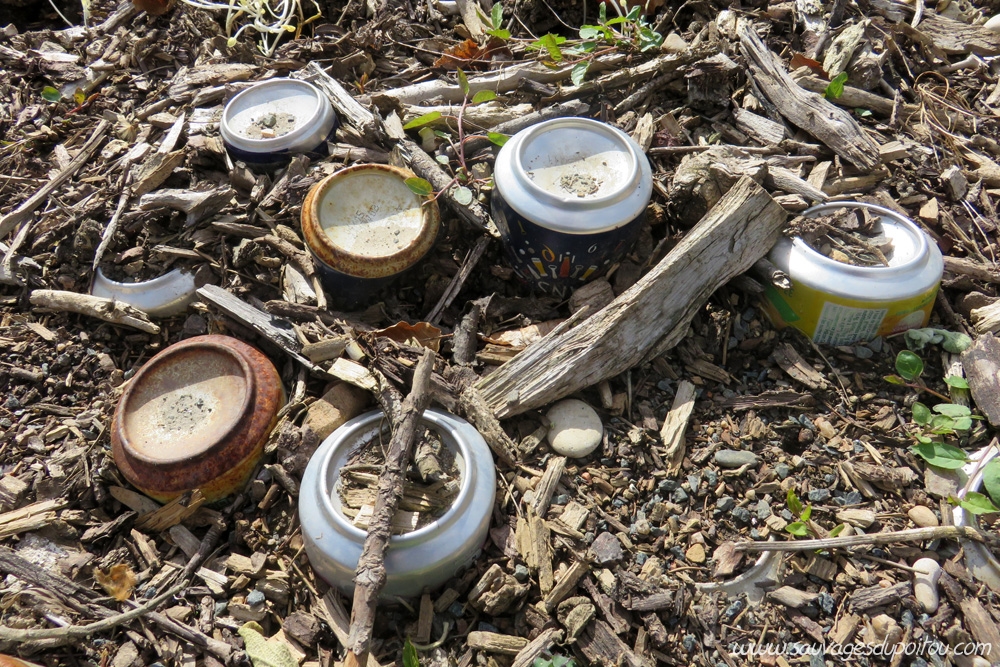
xmin=29 ymin=290 xmax=159 ymax=334
xmin=345 ymin=349 xmax=436 ymax=667
xmin=740 ymin=28 xmax=880 ymax=170
xmin=476 ymin=176 xmax=787 ymax=418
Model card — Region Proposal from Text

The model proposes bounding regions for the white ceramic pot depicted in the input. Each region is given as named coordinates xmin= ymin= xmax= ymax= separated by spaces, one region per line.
xmin=220 ymin=79 xmax=337 ymax=166
xmin=299 ymin=409 xmax=496 ymax=598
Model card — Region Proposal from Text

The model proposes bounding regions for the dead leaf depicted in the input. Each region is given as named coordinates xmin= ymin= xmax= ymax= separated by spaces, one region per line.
xmin=93 ymin=563 xmax=137 ymax=601
xmin=238 ymin=622 xmax=299 ymax=667
xmin=789 ymin=53 xmax=828 ymax=77
xmin=374 ymin=321 xmax=443 ymax=352
xmin=434 ymin=38 xmax=513 ymax=70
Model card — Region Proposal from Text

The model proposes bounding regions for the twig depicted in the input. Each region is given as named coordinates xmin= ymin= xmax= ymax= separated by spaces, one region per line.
xmin=731 ymin=525 xmax=999 ymax=552
xmin=345 ymin=349 xmax=436 ymax=667
xmin=426 ymin=235 xmax=490 ymax=324
xmin=30 ymin=290 xmax=160 ymax=334
xmin=0 ymin=120 xmax=110 ymax=240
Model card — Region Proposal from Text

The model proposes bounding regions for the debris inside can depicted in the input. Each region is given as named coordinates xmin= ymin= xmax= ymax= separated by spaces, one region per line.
xmin=337 ymin=426 xmax=460 ymax=533
xmin=245 ymin=111 xmax=297 ymax=139
xmin=788 ymin=206 xmax=895 ymax=267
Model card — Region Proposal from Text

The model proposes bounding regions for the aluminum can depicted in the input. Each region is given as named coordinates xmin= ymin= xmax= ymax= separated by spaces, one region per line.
xmin=111 ymin=335 xmax=285 ymax=503
xmin=762 ymin=201 xmax=943 ymax=345
xmin=299 ymin=409 xmax=496 ymax=598
xmin=220 ymin=79 xmax=337 ymax=167
xmin=302 ymin=164 xmax=440 ymax=309
xmin=492 ymin=117 xmax=652 ymax=298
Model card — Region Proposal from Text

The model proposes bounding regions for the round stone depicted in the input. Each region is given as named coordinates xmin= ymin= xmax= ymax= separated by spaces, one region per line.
xmin=986 ymin=14 xmax=1000 ymax=32
xmin=714 ymin=450 xmax=758 ymax=469
xmin=546 ymin=399 xmax=603 ymax=458
xmin=912 ymin=558 xmax=942 ymax=613
xmin=908 ymin=505 xmax=939 ymax=528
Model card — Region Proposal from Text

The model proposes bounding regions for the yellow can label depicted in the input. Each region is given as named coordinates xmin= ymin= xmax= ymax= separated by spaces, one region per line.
xmin=762 ymin=282 xmax=938 ymax=345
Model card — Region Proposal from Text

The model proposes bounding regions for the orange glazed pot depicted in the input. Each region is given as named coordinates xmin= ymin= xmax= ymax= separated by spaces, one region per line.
xmin=111 ymin=335 xmax=284 ymax=503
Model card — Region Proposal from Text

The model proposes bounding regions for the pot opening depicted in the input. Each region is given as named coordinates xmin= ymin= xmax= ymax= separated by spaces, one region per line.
xmin=334 ymin=422 xmax=465 ymax=535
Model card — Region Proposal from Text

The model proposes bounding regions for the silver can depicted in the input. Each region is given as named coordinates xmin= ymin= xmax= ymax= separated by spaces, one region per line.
xmin=492 ymin=118 xmax=653 ymax=297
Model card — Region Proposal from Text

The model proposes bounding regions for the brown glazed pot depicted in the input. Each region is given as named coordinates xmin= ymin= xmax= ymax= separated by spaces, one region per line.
xmin=111 ymin=335 xmax=284 ymax=503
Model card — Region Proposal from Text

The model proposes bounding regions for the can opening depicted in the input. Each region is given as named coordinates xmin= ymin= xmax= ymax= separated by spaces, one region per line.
xmin=223 ymin=80 xmax=321 ymax=146
xmin=316 ymin=169 xmax=426 ymax=259
xmin=515 ymin=119 xmax=638 ymax=207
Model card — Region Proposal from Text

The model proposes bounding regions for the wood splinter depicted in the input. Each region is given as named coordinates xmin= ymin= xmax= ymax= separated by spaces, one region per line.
xmin=344 ymin=348 xmax=436 ymax=667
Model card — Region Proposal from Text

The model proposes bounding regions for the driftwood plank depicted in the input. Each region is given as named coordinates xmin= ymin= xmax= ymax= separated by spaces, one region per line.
xmin=476 ymin=176 xmax=786 ymax=418
xmin=962 ymin=333 xmax=1000 ymax=426
xmin=740 ymin=28 xmax=880 ymax=170
xmin=913 ymin=14 xmax=1000 ymax=55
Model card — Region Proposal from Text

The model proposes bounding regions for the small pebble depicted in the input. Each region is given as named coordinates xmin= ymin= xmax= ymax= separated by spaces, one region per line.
xmin=816 ymin=592 xmax=834 ymax=615
xmin=756 ymin=500 xmax=772 ymax=519
xmin=672 ymin=488 xmax=689 ymax=504
xmin=635 ymin=552 xmax=648 ymax=566
xmin=546 ymin=399 xmax=603 ymax=458
xmin=685 ymin=543 xmax=706 ymax=563
xmin=723 ymin=599 xmax=745 ymax=621
xmin=912 ymin=558 xmax=942 ymax=613
xmin=854 ymin=346 xmax=873 ymax=360
xmin=908 ymin=505 xmax=939 ymax=528
xmin=714 ymin=450 xmax=758 ymax=469
xmin=775 ymin=463 xmax=791 ymax=480
xmin=682 ymin=635 xmax=698 ymax=652
xmin=658 ymin=479 xmax=678 ymax=493
xmin=513 ymin=564 xmax=530 ymax=581
xmin=986 ymin=14 xmax=1000 ymax=32
xmin=716 ymin=496 xmax=735 ymax=512
xmin=807 ymin=489 xmax=830 ymax=503
xmin=214 ymin=601 xmax=228 ymax=615
xmin=246 ymin=590 xmax=266 ymax=606
xmin=731 ymin=507 xmax=751 ymax=525
xmin=4 ymin=396 xmax=19 ymax=410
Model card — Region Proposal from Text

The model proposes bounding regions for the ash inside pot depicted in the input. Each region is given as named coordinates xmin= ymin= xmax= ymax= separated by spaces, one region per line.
xmin=244 ymin=111 xmax=297 ymax=140
xmin=791 ymin=207 xmax=895 ymax=267
xmin=337 ymin=427 xmax=460 ymax=534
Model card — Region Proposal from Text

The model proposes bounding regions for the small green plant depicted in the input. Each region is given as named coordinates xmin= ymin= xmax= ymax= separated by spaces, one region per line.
xmin=533 ymin=656 xmax=576 ymax=667
xmin=785 ymin=489 xmax=845 ymax=538
xmin=485 ymin=4 xmax=511 ymax=40
xmin=823 ymin=72 xmax=848 ymax=99
xmin=401 ymin=69 xmax=506 ymax=204
xmin=403 ymin=638 xmax=420 ymax=667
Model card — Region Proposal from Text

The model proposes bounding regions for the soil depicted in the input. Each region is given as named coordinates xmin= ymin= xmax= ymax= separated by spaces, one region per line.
xmin=793 ymin=208 xmax=896 ymax=267
xmin=244 ymin=111 xmax=298 ymax=140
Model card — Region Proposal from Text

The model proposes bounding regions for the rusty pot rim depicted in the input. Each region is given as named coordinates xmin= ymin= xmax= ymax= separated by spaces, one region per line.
xmin=113 ymin=336 xmax=256 ymax=468
xmin=301 ymin=163 xmax=440 ymax=279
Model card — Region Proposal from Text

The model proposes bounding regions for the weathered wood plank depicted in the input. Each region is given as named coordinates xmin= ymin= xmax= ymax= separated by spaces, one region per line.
xmin=476 ymin=176 xmax=786 ymax=418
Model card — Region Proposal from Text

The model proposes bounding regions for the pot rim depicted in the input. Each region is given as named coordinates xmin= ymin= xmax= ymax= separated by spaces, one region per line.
xmin=114 ymin=337 xmax=255 ymax=468
xmin=317 ymin=409 xmax=474 ymax=545
xmin=302 ymin=163 xmax=440 ymax=279
xmin=220 ymin=79 xmax=328 ymax=152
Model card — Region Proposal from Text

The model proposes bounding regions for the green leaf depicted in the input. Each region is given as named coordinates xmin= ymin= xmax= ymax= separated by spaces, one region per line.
xmin=786 ymin=488 xmax=803 ymax=516
xmin=452 ymin=185 xmax=473 ymax=206
xmin=571 ymin=61 xmax=589 ymax=86
xmin=457 ymin=69 xmax=470 ymax=97
xmin=945 ymin=375 xmax=970 ymax=389
xmin=911 ymin=441 xmax=969 ymax=469
xmin=598 ymin=1 xmax=607 ymax=23
xmin=637 ymin=26 xmax=664 ymax=51
xmin=895 ymin=350 xmax=924 ymax=382
xmin=982 ymin=459 xmax=1000 ymax=507
xmin=884 ymin=375 xmax=906 ymax=385
xmin=403 ymin=638 xmax=420 ymax=667
xmin=435 ymin=154 xmax=450 ymax=165
xmin=625 ymin=5 xmax=641 ymax=20
xmin=530 ymin=34 xmax=566 ymax=62
xmin=952 ymin=416 xmax=972 ymax=432
xmin=471 ymin=89 xmax=497 ymax=104
xmin=942 ymin=332 xmax=972 ymax=353
xmin=855 ymin=108 xmax=873 ymax=118
xmin=238 ymin=622 xmax=299 ymax=667
xmin=403 ymin=111 xmax=442 ymax=130
xmin=916 ymin=434 xmax=933 ymax=444
xmin=491 ymin=3 xmax=502 ymax=29
xmin=800 ymin=505 xmax=812 ymax=521
xmin=579 ymin=25 xmax=603 ymax=40
xmin=73 ymin=89 xmax=86 ymax=105
xmin=956 ymin=492 xmax=1000 ymax=515
xmin=829 ymin=523 xmax=846 ymax=537
xmin=404 ymin=177 xmax=434 ymax=196
xmin=912 ymin=402 xmax=932 ymax=426
xmin=488 ymin=132 xmax=509 ymax=147
xmin=930 ymin=415 xmax=956 ymax=433
xmin=786 ymin=522 xmax=810 ymax=537
xmin=824 ymin=72 xmax=849 ymax=99
xmin=41 ymin=86 xmax=61 ymax=103
xmin=933 ymin=403 xmax=971 ymax=418
xmin=485 ymin=28 xmax=511 ymax=39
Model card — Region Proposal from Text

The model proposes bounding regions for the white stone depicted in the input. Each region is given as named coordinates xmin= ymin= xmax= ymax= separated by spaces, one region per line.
xmin=985 ymin=14 xmax=1000 ymax=32
xmin=546 ymin=399 xmax=603 ymax=458
xmin=912 ymin=558 xmax=942 ymax=613
xmin=908 ymin=505 xmax=939 ymax=528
